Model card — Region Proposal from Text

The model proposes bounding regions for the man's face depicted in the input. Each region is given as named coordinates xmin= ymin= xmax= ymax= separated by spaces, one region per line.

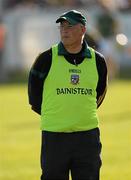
xmin=59 ymin=20 xmax=86 ymax=47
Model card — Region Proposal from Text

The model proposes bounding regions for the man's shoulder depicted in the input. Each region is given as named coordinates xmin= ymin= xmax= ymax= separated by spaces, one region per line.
xmin=36 ymin=48 xmax=52 ymax=61
xmin=94 ymin=50 xmax=105 ymax=61
xmin=94 ymin=49 xmax=107 ymax=76
xmin=93 ymin=49 xmax=107 ymax=66
xmin=32 ymin=48 xmax=52 ymax=68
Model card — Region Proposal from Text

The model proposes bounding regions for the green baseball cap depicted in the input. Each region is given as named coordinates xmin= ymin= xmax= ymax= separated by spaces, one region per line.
xmin=56 ymin=10 xmax=87 ymax=26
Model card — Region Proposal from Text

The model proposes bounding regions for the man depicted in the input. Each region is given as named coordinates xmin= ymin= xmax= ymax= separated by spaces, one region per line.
xmin=28 ymin=10 xmax=107 ymax=180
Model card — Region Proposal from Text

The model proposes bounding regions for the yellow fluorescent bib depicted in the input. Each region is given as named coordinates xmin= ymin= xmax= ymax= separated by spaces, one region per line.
xmin=41 ymin=44 xmax=99 ymax=132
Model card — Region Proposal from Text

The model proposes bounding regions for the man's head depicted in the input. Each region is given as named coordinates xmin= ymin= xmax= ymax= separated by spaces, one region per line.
xmin=56 ymin=10 xmax=87 ymax=48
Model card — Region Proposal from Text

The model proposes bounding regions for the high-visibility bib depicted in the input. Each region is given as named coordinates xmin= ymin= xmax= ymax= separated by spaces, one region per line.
xmin=41 ymin=44 xmax=99 ymax=132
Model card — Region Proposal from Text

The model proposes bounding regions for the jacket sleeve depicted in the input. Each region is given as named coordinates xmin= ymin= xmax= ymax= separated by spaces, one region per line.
xmin=28 ymin=49 xmax=52 ymax=115
xmin=95 ymin=51 xmax=108 ymax=108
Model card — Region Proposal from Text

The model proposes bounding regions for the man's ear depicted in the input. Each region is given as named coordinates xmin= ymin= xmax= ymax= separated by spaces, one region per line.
xmin=82 ymin=26 xmax=86 ymax=34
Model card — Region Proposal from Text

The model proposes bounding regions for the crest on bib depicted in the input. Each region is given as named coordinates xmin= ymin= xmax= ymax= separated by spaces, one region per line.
xmin=71 ymin=74 xmax=79 ymax=85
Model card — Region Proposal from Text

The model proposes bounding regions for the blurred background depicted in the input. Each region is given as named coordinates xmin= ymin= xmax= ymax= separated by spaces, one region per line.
xmin=0 ymin=0 xmax=131 ymax=81
xmin=0 ymin=0 xmax=131 ymax=180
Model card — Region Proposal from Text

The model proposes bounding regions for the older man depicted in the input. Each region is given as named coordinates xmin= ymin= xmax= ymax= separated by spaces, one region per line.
xmin=28 ymin=10 xmax=107 ymax=180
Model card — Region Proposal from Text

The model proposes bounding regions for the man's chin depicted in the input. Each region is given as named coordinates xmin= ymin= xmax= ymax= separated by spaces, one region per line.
xmin=62 ymin=40 xmax=72 ymax=46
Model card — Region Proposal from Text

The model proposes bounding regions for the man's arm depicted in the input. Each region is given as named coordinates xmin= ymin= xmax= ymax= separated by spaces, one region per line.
xmin=95 ymin=51 xmax=108 ymax=108
xmin=28 ymin=49 xmax=52 ymax=114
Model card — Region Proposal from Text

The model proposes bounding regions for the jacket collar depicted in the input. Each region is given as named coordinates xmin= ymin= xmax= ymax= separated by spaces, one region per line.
xmin=58 ymin=40 xmax=92 ymax=58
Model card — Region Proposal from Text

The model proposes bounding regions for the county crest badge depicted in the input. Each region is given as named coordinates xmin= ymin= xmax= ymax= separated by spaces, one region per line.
xmin=71 ymin=74 xmax=79 ymax=85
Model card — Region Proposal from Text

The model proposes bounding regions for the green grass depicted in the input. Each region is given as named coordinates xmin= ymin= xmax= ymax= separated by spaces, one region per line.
xmin=98 ymin=80 xmax=131 ymax=180
xmin=0 ymin=80 xmax=131 ymax=180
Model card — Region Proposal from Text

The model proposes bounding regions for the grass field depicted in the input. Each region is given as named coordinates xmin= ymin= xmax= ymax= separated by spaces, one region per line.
xmin=0 ymin=80 xmax=131 ymax=180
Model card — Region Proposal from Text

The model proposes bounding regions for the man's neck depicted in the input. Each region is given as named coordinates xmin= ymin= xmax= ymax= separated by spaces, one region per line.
xmin=64 ymin=43 xmax=82 ymax=54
